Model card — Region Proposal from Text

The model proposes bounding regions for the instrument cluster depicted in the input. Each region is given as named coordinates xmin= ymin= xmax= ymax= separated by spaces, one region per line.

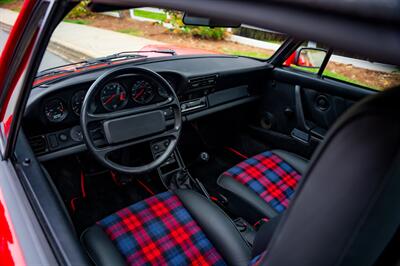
xmin=43 ymin=76 xmax=173 ymax=123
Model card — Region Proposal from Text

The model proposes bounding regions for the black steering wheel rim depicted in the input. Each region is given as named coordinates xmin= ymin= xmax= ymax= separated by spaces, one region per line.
xmin=80 ymin=66 xmax=182 ymax=174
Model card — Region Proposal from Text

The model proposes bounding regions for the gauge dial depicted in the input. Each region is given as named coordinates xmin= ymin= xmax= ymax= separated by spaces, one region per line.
xmin=158 ymin=86 xmax=170 ymax=98
xmin=71 ymin=90 xmax=86 ymax=116
xmin=131 ymin=80 xmax=155 ymax=104
xmin=100 ymin=82 xmax=128 ymax=111
xmin=44 ymin=99 xmax=68 ymax=122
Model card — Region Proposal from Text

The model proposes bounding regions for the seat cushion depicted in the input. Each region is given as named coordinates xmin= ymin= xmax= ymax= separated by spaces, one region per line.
xmin=82 ymin=190 xmax=251 ymax=266
xmin=96 ymin=191 xmax=225 ymax=265
xmin=218 ymin=150 xmax=306 ymax=218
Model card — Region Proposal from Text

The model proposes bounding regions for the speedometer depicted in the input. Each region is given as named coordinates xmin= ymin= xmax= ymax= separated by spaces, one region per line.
xmin=44 ymin=99 xmax=68 ymax=122
xmin=100 ymin=82 xmax=128 ymax=111
xmin=131 ymin=80 xmax=155 ymax=104
xmin=71 ymin=90 xmax=86 ymax=116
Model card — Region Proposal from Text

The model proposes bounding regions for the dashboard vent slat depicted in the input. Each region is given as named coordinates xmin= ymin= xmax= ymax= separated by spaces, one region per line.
xmin=188 ymin=75 xmax=217 ymax=90
xmin=29 ymin=136 xmax=47 ymax=154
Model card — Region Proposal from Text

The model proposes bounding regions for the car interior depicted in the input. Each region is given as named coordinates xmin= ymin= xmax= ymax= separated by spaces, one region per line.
xmin=9 ymin=1 xmax=400 ymax=266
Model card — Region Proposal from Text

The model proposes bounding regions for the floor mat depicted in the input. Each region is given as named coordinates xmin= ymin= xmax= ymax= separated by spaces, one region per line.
xmin=45 ymin=154 xmax=165 ymax=234
xmin=73 ymin=174 xmax=141 ymax=232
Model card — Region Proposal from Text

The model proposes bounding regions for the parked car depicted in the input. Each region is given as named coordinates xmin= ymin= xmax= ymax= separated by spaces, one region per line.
xmin=1 ymin=0 xmax=399 ymax=266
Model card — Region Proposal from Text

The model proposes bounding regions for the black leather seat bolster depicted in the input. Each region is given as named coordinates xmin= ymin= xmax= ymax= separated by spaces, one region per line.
xmin=81 ymin=225 xmax=126 ymax=266
xmin=217 ymin=175 xmax=278 ymax=218
xmin=175 ymin=189 xmax=252 ymax=266
xmin=217 ymin=149 xmax=308 ymax=219
xmin=271 ymin=149 xmax=308 ymax=174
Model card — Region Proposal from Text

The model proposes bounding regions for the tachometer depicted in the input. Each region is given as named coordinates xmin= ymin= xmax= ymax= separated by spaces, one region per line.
xmin=44 ymin=99 xmax=68 ymax=122
xmin=71 ymin=90 xmax=86 ymax=116
xmin=131 ymin=80 xmax=155 ymax=104
xmin=100 ymin=82 xmax=128 ymax=111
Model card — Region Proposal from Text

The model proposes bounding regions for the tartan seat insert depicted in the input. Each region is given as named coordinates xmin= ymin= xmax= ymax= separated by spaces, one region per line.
xmin=96 ymin=191 xmax=227 ymax=265
xmin=222 ymin=151 xmax=302 ymax=213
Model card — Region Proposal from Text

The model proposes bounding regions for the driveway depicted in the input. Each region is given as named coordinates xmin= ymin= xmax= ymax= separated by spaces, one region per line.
xmin=0 ymin=29 xmax=70 ymax=72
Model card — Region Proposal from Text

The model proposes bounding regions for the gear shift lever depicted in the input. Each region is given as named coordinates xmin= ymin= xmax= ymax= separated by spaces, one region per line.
xmin=199 ymin=152 xmax=210 ymax=162
xmin=188 ymin=152 xmax=210 ymax=168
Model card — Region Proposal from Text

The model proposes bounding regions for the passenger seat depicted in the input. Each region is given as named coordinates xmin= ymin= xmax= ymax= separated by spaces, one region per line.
xmin=217 ymin=150 xmax=308 ymax=221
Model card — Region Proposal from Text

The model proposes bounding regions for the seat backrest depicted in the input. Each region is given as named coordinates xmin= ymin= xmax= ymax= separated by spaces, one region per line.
xmin=260 ymin=86 xmax=400 ymax=266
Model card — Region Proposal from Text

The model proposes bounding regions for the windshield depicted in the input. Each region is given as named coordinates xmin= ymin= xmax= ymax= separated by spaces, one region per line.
xmin=39 ymin=4 xmax=286 ymax=71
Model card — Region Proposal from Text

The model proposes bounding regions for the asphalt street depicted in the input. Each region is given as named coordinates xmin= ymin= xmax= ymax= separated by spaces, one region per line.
xmin=0 ymin=29 xmax=70 ymax=72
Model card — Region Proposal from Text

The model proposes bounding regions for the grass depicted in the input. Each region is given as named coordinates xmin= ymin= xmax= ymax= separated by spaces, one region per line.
xmin=134 ymin=9 xmax=167 ymax=21
xmin=323 ymin=70 xmax=380 ymax=91
xmin=117 ymin=28 xmax=143 ymax=37
xmin=291 ymin=65 xmax=380 ymax=91
xmin=0 ymin=0 xmax=15 ymax=3
xmin=222 ymin=48 xmax=271 ymax=59
xmin=63 ymin=19 xmax=90 ymax=25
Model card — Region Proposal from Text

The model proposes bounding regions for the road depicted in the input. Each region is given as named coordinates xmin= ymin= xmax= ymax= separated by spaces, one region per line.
xmin=0 ymin=29 xmax=70 ymax=72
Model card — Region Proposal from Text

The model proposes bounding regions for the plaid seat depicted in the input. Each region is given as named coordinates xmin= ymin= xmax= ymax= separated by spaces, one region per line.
xmin=97 ymin=191 xmax=227 ymax=266
xmin=223 ymin=151 xmax=302 ymax=213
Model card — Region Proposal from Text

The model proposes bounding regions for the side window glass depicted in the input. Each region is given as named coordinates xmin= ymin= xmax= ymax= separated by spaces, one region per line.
xmin=322 ymin=51 xmax=400 ymax=91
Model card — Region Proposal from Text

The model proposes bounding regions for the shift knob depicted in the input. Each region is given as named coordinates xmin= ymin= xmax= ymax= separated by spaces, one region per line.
xmin=199 ymin=152 xmax=210 ymax=162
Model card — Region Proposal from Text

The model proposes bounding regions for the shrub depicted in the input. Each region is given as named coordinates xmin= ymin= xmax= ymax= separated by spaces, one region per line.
xmin=165 ymin=10 xmax=228 ymax=41
xmin=66 ymin=1 xmax=92 ymax=19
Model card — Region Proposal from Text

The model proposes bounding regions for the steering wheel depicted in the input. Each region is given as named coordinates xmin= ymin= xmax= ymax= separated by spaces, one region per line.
xmin=80 ymin=66 xmax=182 ymax=174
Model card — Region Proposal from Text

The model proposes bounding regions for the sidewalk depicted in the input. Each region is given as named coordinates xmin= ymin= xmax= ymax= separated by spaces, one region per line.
xmin=0 ymin=8 xmax=164 ymax=60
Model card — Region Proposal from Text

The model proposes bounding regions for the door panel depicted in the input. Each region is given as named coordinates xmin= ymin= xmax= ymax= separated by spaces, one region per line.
xmin=302 ymin=88 xmax=354 ymax=130
xmin=250 ymin=67 xmax=375 ymax=158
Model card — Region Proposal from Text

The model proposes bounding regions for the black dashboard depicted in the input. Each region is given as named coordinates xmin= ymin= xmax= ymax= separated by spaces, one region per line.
xmin=24 ymin=55 xmax=269 ymax=161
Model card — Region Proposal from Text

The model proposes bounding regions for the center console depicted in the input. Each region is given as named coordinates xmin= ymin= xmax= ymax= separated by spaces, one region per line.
xmin=150 ymin=139 xmax=210 ymax=198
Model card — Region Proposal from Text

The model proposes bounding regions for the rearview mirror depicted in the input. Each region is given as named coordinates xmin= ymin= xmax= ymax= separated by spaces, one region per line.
xmin=295 ymin=48 xmax=328 ymax=69
xmin=182 ymin=13 xmax=241 ymax=28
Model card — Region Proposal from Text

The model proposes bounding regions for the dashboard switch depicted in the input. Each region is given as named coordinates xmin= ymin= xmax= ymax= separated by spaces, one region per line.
xmin=48 ymin=134 xmax=59 ymax=148
xmin=59 ymin=133 xmax=68 ymax=142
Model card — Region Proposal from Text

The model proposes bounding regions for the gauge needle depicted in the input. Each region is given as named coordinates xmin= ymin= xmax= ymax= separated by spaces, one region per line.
xmin=104 ymin=94 xmax=116 ymax=105
xmin=134 ymin=88 xmax=145 ymax=100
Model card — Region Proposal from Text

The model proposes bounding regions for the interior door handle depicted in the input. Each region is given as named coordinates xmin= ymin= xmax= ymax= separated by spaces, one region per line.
xmin=291 ymin=85 xmax=311 ymax=143
xmin=294 ymin=85 xmax=310 ymax=131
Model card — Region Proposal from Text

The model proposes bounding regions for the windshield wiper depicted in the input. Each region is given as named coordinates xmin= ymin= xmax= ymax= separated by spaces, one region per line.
xmin=36 ymin=49 xmax=176 ymax=78
xmin=36 ymin=69 xmax=75 ymax=79
xmin=76 ymin=49 xmax=176 ymax=69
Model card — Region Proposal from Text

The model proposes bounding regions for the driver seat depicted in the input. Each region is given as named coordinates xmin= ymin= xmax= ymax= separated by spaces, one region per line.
xmin=81 ymin=189 xmax=252 ymax=266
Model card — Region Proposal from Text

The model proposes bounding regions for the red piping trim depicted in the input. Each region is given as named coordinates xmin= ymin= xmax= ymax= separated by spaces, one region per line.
xmin=210 ymin=196 xmax=219 ymax=202
xmin=80 ymin=171 xmax=86 ymax=198
xmin=137 ymin=179 xmax=155 ymax=196
xmin=110 ymin=171 xmax=121 ymax=186
xmin=70 ymin=197 xmax=79 ymax=212
xmin=225 ymin=147 xmax=248 ymax=159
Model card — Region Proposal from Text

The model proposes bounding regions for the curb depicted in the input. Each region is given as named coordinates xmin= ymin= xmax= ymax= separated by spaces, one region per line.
xmin=47 ymin=40 xmax=93 ymax=63
xmin=0 ymin=20 xmax=92 ymax=63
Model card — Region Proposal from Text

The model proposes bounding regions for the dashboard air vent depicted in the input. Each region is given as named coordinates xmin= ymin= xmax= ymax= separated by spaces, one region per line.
xmin=188 ymin=75 xmax=217 ymax=90
xmin=29 ymin=136 xmax=47 ymax=154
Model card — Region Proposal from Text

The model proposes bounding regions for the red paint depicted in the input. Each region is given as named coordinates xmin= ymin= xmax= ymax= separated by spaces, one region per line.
xmin=3 ymin=114 xmax=13 ymax=138
xmin=283 ymin=52 xmax=296 ymax=66
xmin=283 ymin=50 xmax=312 ymax=67
xmin=140 ymin=44 xmax=219 ymax=56
xmin=225 ymin=147 xmax=248 ymax=159
xmin=136 ymin=179 xmax=155 ymax=196
xmin=0 ymin=190 xmax=26 ymax=266
xmin=0 ymin=0 xmax=37 ymax=121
